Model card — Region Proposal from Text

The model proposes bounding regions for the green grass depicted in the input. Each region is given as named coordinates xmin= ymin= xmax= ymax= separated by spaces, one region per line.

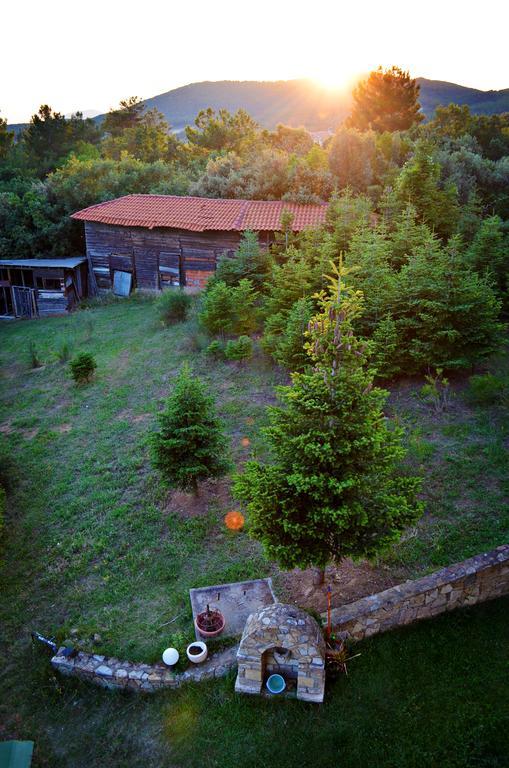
xmin=5 ymin=597 xmax=509 ymax=768
xmin=1 ymin=297 xmax=508 ymax=767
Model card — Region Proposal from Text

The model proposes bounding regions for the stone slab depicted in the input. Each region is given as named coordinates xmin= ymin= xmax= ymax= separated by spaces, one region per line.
xmin=190 ymin=578 xmax=277 ymax=640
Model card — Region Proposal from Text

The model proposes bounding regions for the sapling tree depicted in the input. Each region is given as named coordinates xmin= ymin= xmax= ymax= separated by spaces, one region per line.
xmin=151 ymin=363 xmax=230 ymax=494
xmin=234 ymin=260 xmax=423 ymax=577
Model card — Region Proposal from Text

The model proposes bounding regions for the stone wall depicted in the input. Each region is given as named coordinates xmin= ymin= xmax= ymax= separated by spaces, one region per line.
xmin=51 ymin=645 xmax=238 ymax=692
xmin=327 ymin=544 xmax=509 ymax=642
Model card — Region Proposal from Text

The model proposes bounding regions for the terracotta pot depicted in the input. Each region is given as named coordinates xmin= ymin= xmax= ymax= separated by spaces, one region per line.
xmin=194 ymin=608 xmax=225 ymax=638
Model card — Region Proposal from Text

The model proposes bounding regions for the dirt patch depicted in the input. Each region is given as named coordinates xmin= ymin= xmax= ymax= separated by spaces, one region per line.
xmin=278 ymin=559 xmax=399 ymax=613
xmin=116 ymin=409 xmax=150 ymax=423
xmin=0 ymin=422 xmax=14 ymax=435
xmin=165 ymin=477 xmax=233 ymax=519
xmin=20 ymin=428 xmax=38 ymax=440
xmin=55 ymin=423 xmax=72 ymax=433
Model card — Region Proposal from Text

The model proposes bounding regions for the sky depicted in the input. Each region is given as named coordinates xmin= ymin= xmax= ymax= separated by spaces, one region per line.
xmin=2 ymin=0 xmax=508 ymax=123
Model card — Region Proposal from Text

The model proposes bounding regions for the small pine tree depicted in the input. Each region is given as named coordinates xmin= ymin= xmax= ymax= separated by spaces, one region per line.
xmin=225 ymin=335 xmax=254 ymax=361
xmin=151 ymin=364 xmax=230 ymax=494
xmin=271 ymin=297 xmax=314 ymax=371
xmin=215 ymin=230 xmax=272 ymax=290
xmin=69 ymin=352 xmax=97 ymax=384
xmin=234 ymin=261 xmax=423 ymax=571
xmin=466 ymin=215 xmax=508 ymax=301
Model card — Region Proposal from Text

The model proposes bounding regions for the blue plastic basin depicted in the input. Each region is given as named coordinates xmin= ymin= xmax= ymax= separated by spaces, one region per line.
xmin=266 ymin=673 xmax=286 ymax=694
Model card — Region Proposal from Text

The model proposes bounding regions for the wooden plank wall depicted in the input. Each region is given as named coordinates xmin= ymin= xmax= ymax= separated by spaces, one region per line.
xmin=84 ymin=222 xmax=242 ymax=291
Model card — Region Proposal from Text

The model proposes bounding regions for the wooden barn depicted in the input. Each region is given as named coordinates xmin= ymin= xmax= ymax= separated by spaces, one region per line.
xmin=71 ymin=195 xmax=329 ymax=293
xmin=0 ymin=257 xmax=88 ymax=319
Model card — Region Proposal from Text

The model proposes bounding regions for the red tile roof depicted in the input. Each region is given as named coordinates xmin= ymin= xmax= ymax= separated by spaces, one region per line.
xmin=71 ymin=195 xmax=328 ymax=232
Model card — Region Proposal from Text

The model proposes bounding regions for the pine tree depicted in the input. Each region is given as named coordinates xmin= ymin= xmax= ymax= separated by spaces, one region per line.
xmin=347 ymin=66 xmax=424 ymax=133
xmin=466 ymin=215 xmax=508 ymax=302
xmin=234 ymin=262 xmax=423 ymax=571
xmin=151 ymin=364 xmax=230 ymax=494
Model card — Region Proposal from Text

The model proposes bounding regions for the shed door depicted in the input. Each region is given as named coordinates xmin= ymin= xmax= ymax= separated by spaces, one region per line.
xmin=12 ymin=287 xmax=37 ymax=318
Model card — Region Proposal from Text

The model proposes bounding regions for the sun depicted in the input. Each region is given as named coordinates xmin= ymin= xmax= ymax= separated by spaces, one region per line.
xmin=309 ymin=70 xmax=362 ymax=93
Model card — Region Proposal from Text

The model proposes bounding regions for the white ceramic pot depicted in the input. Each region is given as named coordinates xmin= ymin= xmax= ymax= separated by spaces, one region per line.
xmin=162 ymin=647 xmax=179 ymax=666
xmin=186 ymin=641 xmax=208 ymax=664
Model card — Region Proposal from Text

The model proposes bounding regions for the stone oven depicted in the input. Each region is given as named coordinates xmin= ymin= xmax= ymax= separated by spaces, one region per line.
xmin=235 ymin=603 xmax=325 ymax=703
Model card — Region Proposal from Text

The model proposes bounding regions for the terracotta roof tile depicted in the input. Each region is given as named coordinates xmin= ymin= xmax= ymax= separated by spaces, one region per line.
xmin=71 ymin=195 xmax=328 ymax=232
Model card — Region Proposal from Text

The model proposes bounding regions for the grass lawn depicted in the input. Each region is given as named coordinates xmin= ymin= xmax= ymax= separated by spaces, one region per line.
xmin=1 ymin=296 xmax=508 ymax=767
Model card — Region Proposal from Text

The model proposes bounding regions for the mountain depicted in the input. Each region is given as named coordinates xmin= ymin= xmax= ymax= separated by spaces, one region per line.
xmin=125 ymin=78 xmax=509 ymax=133
xmin=9 ymin=78 xmax=509 ymax=135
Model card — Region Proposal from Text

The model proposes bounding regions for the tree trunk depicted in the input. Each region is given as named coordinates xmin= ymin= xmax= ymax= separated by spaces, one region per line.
xmin=312 ymin=567 xmax=325 ymax=586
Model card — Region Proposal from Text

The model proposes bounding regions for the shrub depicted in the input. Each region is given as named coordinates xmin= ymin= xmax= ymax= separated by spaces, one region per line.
xmin=28 ymin=340 xmax=42 ymax=369
xmin=157 ymin=289 xmax=192 ymax=325
xmin=0 ymin=484 xmax=4 ymax=545
xmin=465 ymin=373 xmax=506 ymax=406
xmin=55 ymin=338 xmax=74 ymax=363
xmin=199 ymin=281 xmax=235 ymax=336
xmin=270 ymin=297 xmax=314 ymax=371
xmin=69 ymin=352 xmax=97 ymax=384
xmin=205 ymin=340 xmax=225 ymax=359
xmin=199 ymin=279 xmax=258 ymax=337
xmin=150 ymin=363 xmax=230 ymax=493
xmin=225 ymin=336 xmax=253 ymax=361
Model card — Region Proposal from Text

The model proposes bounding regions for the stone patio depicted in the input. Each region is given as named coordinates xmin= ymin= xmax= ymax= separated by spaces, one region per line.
xmin=189 ymin=578 xmax=276 ymax=640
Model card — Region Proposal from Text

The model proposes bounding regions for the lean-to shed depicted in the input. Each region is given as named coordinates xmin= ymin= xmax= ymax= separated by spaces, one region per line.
xmin=0 ymin=257 xmax=88 ymax=318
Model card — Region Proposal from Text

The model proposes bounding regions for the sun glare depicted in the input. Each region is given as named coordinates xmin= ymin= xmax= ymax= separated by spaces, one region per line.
xmin=310 ymin=70 xmax=363 ymax=93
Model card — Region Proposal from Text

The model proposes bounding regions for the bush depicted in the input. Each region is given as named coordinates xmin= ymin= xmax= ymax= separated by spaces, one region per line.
xmin=199 ymin=279 xmax=258 ymax=337
xmin=157 ymin=289 xmax=192 ymax=325
xmin=465 ymin=373 xmax=506 ymax=406
xmin=28 ymin=340 xmax=42 ymax=369
xmin=69 ymin=352 xmax=97 ymax=384
xmin=0 ymin=485 xmax=5 ymax=531
xmin=55 ymin=338 xmax=74 ymax=363
xmin=205 ymin=340 xmax=225 ymax=359
xmin=225 ymin=336 xmax=254 ymax=361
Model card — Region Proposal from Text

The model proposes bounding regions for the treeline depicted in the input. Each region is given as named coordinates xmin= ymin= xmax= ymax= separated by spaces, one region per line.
xmin=1 ymin=66 xmax=508 ymax=262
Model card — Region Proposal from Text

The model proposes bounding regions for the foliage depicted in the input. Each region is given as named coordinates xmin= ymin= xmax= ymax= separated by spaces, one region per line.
xmin=69 ymin=352 xmax=97 ymax=384
xmin=328 ymin=128 xmax=375 ymax=191
xmin=215 ymin=230 xmax=272 ymax=290
xmin=54 ymin=337 xmax=74 ymax=363
xmin=185 ymin=108 xmax=260 ymax=153
xmin=199 ymin=279 xmax=258 ymax=337
xmin=269 ymin=296 xmax=314 ymax=371
xmin=234 ymin=263 xmax=423 ymax=569
xmin=23 ymin=105 xmax=101 ymax=177
xmin=0 ymin=113 xmax=14 ymax=160
xmin=392 ymin=237 xmax=503 ymax=372
xmin=347 ymin=66 xmax=424 ymax=132
xmin=419 ymin=369 xmax=454 ymax=414
xmin=395 ymin=140 xmax=460 ymax=239
xmin=205 ymin=339 xmax=225 ymax=359
xmin=157 ymin=289 xmax=192 ymax=325
xmin=28 ymin=340 xmax=42 ymax=369
xmin=224 ymin=335 xmax=254 ymax=361
xmin=150 ymin=363 xmax=230 ymax=493
xmin=466 ymin=215 xmax=508 ymax=302
xmin=465 ymin=373 xmax=507 ymax=406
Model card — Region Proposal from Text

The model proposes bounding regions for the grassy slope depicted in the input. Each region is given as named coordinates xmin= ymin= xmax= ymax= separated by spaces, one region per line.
xmin=1 ymin=297 xmax=508 ymax=767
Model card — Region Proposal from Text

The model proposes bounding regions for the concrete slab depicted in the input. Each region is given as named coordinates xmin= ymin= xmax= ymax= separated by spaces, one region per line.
xmin=190 ymin=578 xmax=277 ymax=640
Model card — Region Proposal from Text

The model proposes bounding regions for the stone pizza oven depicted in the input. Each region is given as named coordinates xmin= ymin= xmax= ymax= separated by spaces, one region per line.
xmin=235 ymin=603 xmax=325 ymax=703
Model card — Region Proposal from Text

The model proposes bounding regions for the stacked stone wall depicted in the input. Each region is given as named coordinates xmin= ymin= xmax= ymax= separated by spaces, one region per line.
xmin=327 ymin=545 xmax=509 ymax=642
xmin=51 ymin=645 xmax=238 ymax=692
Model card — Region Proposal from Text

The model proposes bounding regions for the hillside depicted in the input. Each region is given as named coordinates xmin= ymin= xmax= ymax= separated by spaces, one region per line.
xmin=9 ymin=77 xmax=509 ymax=135
xmin=107 ymin=77 xmax=509 ymax=132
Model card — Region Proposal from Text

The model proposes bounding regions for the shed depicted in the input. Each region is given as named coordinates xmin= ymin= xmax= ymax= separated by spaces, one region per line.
xmin=71 ymin=194 xmax=328 ymax=293
xmin=0 ymin=257 xmax=88 ymax=318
